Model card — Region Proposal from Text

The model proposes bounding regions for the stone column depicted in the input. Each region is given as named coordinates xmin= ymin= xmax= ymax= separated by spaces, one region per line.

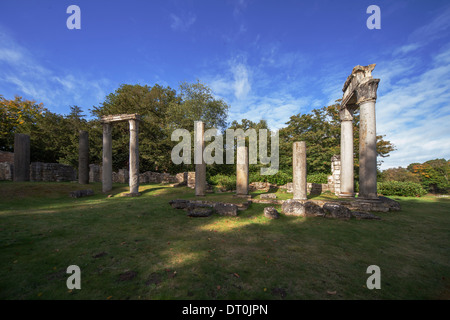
xmin=194 ymin=121 xmax=206 ymax=196
xmin=128 ymin=119 xmax=140 ymax=195
xmin=78 ymin=130 xmax=89 ymax=184
xmin=293 ymin=141 xmax=307 ymax=200
xmin=236 ymin=146 xmax=249 ymax=196
xmin=13 ymin=133 xmax=30 ymax=182
xmin=102 ymin=123 xmax=112 ymax=193
xmin=339 ymin=107 xmax=354 ymax=198
xmin=357 ymin=79 xmax=380 ymax=199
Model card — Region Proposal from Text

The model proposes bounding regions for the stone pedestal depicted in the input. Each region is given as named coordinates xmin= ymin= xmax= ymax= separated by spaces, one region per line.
xmin=236 ymin=146 xmax=249 ymax=196
xmin=127 ymin=119 xmax=140 ymax=195
xmin=194 ymin=121 xmax=206 ymax=196
xmin=78 ymin=131 xmax=89 ymax=184
xmin=359 ymin=99 xmax=378 ymax=199
xmin=293 ymin=141 xmax=307 ymax=200
xmin=102 ymin=123 xmax=112 ymax=193
xmin=13 ymin=133 xmax=30 ymax=182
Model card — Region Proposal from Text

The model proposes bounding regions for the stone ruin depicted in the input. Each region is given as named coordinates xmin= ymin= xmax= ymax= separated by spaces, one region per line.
xmin=101 ymin=114 xmax=141 ymax=196
xmin=179 ymin=64 xmax=400 ymax=218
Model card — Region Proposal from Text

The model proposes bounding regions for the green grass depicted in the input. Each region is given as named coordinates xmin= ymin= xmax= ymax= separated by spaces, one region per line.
xmin=0 ymin=181 xmax=449 ymax=300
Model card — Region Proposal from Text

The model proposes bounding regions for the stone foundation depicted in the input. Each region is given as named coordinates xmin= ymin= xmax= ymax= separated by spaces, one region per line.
xmin=30 ymin=162 xmax=77 ymax=182
xmin=0 ymin=162 xmax=14 ymax=180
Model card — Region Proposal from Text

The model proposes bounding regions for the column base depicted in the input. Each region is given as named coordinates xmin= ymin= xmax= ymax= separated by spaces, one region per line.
xmin=234 ymin=194 xmax=251 ymax=199
xmin=357 ymin=193 xmax=378 ymax=200
xmin=123 ymin=192 xmax=141 ymax=197
xmin=339 ymin=192 xmax=355 ymax=198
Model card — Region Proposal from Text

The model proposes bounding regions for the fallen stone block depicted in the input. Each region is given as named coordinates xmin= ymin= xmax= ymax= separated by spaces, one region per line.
xmin=323 ymin=203 xmax=352 ymax=219
xmin=187 ymin=208 xmax=214 ymax=217
xmin=69 ymin=189 xmax=94 ymax=198
xmin=260 ymin=193 xmax=277 ymax=199
xmin=214 ymin=203 xmax=238 ymax=216
xmin=264 ymin=207 xmax=280 ymax=219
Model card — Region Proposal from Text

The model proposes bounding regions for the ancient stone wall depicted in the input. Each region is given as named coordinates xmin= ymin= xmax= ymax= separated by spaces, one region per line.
xmin=30 ymin=162 xmax=77 ymax=182
xmin=329 ymin=155 xmax=341 ymax=196
xmin=0 ymin=162 xmax=14 ymax=180
xmin=0 ymin=151 xmax=14 ymax=163
xmin=0 ymin=161 xmax=77 ymax=182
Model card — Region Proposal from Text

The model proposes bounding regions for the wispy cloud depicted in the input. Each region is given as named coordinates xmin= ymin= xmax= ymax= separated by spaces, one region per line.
xmin=169 ymin=12 xmax=196 ymax=32
xmin=0 ymin=27 xmax=112 ymax=114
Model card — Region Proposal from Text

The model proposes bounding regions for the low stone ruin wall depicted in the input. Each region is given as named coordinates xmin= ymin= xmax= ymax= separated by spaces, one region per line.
xmin=0 ymin=162 xmax=14 ymax=180
xmin=30 ymin=162 xmax=77 ymax=182
xmin=0 ymin=151 xmax=14 ymax=163
xmin=139 ymin=171 xmax=185 ymax=184
xmin=248 ymin=181 xmax=333 ymax=194
xmin=0 ymin=162 xmax=77 ymax=182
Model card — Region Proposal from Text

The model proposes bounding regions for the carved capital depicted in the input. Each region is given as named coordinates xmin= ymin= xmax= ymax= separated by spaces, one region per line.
xmin=339 ymin=105 xmax=355 ymax=121
xmin=355 ymin=78 xmax=380 ymax=104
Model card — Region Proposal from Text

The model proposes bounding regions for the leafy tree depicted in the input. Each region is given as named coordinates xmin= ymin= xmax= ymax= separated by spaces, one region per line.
xmin=279 ymin=103 xmax=396 ymax=176
xmin=408 ymin=159 xmax=450 ymax=194
xmin=380 ymin=167 xmax=421 ymax=183
xmin=0 ymin=95 xmax=45 ymax=151
xmin=90 ymin=81 xmax=229 ymax=173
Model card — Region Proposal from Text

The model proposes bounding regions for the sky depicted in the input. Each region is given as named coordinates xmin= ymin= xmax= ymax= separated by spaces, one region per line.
xmin=0 ymin=0 xmax=449 ymax=170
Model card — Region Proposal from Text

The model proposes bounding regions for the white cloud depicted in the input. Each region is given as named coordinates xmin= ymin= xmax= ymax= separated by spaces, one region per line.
xmin=376 ymin=46 xmax=450 ymax=170
xmin=0 ymin=27 xmax=112 ymax=114
xmin=169 ymin=12 xmax=196 ymax=32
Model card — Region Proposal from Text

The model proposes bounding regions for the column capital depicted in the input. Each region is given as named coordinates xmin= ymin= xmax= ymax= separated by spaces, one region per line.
xmin=339 ymin=106 xmax=355 ymax=121
xmin=355 ymin=78 xmax=380 ymax=105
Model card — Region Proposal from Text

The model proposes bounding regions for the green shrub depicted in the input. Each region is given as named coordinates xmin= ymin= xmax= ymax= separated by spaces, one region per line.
xmin=208 ymin=174 xmax=236 ymax=191
xmin=377 ymin=181 xmax=427 ymax=197
xmin=307 ymin=172 xmax=329 ymax=184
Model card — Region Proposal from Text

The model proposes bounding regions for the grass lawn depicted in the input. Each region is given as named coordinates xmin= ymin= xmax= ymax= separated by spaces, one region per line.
xmin=0 ymin=181 xmax=449 ymax=300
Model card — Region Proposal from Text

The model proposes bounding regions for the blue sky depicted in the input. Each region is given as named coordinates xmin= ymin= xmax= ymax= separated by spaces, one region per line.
xmin=0 ymin=0 xmax=449 ymax=170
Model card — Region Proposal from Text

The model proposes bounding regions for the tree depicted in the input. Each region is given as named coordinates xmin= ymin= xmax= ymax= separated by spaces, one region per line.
xmin=408 ymin=159 xmax=450 ymax=194
xmin=167 ymin=80 xmax=229 ymax=132
xmin=90 ymin=81 xmax=229 ymax=173
xmin=279 ymin=103 xmax=395 ymax=175
xmin=0 ymin=95 xmax=46 ymax=151
xmin=380 ymin=167 xmax=421 ymax=183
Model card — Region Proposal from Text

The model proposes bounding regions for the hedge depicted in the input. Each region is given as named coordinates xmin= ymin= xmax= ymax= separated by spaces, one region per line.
xmin=377 ymin=181 xmax=427 ymax=197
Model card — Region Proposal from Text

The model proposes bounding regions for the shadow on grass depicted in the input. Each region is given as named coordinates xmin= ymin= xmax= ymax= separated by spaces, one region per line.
xmin=0 ymin=183 xmax=449 ymax=300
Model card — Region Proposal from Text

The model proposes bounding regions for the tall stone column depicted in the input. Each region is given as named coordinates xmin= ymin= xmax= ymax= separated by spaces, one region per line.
xmin=194 ymin=121 xmax=206 ymax=196
xmin=78 ymin=130 xmax=89 ymax=184
xmin=339 ymin=107 xmax=354 ymax=198
xmin=236 ymin=146 xmax=249 ymax=196
xmin=128 ymin=119 xmax=140 ymax=195
xmin=102 ymin=123 xmax=112 ymax=193
xmin=293 ymin=141 xmax=307 ymax=200
xmin=357 ymin=79 xmax=380 ymax=199
xmin=13 ymin=133 xmax=30 ymax=182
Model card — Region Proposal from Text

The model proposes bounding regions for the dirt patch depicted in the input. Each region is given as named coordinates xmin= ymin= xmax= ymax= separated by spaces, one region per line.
xmin=118 ymin=270 xmax=137 ymax=281
xmin=92 ymin=252 xmax=108 ymax=258
xmin=271 ymin=287 xmax=287 ymax=299
xmin=145 ymin=273 xmax=162 ymax=286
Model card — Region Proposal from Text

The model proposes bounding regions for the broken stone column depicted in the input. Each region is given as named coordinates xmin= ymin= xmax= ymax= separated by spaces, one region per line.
xmin=13 ymin=133 xmax=30 ymax=182
xmin=78 ymin=130 xmax=89 ymax=184
xmin=236 ymin=146 xmax=249 ymax=196
xmin=339 ymin=107 xmax=354 ymax=197
xmin=194 ymin=121 xmax=206 ymax=196
xmin=102 ymin=123 xmax=112 ymax=193
xmin=128 ymin=119 xmax=140 ymax=195
xmin=293 ymin=141 xmax=307 ymax=200
xmin=357 ymin=79 xmax=380 ymax=199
